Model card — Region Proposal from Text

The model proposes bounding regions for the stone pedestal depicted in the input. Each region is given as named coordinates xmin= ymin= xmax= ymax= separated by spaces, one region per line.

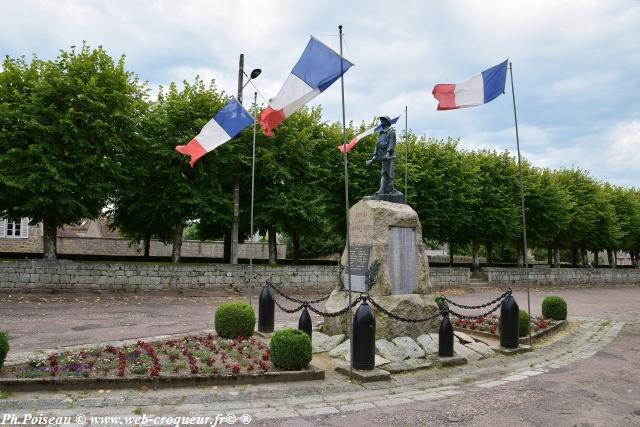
xmin=323 ymin=291 xmax=440 ymax=339
xmin=342 ymin=199 xmax=431 ymax=295
xmin=322 ymin=199 xmax=439 ymax=339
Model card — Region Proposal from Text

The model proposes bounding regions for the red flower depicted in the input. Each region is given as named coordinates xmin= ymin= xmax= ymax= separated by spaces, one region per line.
xmin=262 ymin=350 xmax=270 ymax=361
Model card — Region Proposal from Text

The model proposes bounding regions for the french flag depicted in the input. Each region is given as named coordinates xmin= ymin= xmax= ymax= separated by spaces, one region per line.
xmin=258 ymin=37 xmax=354 ymax=136
xmin=432 ymin=60 xmax=508 ymax=110
xmin=337 ymin=116 xmax=400 ymax=153
xmin=175 ymin=97 xmax=253 ymax=167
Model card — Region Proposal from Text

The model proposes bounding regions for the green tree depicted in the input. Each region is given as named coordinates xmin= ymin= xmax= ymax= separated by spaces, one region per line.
xmin=121 ymin=78 xmax=230 ymax=262
xmin=465 ymin=150 xmax=521 ymax=270
xmin=0 ymin=44 xmax=145 ymax=259
xmin=523 ymin=166 xmax=572 ymax=265
xmin=397 ymin=137 xmax=475 ymax=265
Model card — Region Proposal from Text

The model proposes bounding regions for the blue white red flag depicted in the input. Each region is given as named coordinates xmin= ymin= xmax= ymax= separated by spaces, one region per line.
xmin=258 ymin=37 xmax=354 ymax=136
xmin=175 ymin=98 xmax=253 ymax=167
xmin=432 ymin=60 xmax=508 ymax=110
xmin=337 ymin=116 xmax=400 ymax=153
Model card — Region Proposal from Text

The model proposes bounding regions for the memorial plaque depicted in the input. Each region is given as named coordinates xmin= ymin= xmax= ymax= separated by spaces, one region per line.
xmin=345 ymin=245 xmax=370 ymax=293
xmin=388 ymin=227 xmax=417 ymax=294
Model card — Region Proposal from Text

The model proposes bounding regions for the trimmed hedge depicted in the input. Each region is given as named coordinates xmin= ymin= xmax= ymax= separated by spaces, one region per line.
xmin=214 ymin=301 xmax=256 ymax=338
xmin=0 ymin=331 xmax=8 ymax=369
xmin=270 ymin=328 xmax=312 ymax=371
xmin=542 ymin=296 xmax=567 ymax=320
xmin=519 ymin=310 xmax=530 ymax=337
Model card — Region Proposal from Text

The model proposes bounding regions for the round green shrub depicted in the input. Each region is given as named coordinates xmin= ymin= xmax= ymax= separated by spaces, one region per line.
xmin=542 ymin=296 xmax=567 ymax=320
xmin=0 ymin=331 xmax=9 ymax=369
xmin=269 ymin=328 xmax=312 ymax=371
xmin=214 ymin=301 xmax=256 ymax=338
xmin=519 ymin=310 xmax=530 ymax=337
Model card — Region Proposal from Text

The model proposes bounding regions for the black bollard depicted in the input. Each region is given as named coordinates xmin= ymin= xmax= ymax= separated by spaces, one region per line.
xmin=500 ymin=294 xmax=520 ymax=348
xmin=258 ymin=286 xmax=274 ymax=333
xmin=438 ymin=312 xmax=454 ymax=357
xmin=298 ymin=306 xmax=312 ymax=339
xmin=352 ymin=299 xmax=376 ymax=370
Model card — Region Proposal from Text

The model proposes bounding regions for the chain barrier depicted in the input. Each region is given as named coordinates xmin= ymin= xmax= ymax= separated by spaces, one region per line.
xmin=266 ymin=280 xmax=331 ymax=305
xmin=265 ymin=280 xmax=511 ymax=323
xmin=447 ymin=299 xmax=504 ymax=320
xmin=440 ymin=288 xmax=512 ymax=310
xmin=367 ymin=295 xmax=446 ymax=323
xmin=307 ymin=296 xmax=363 ymax=318
xmin=272 ymin=298 xmax=305 ymax=314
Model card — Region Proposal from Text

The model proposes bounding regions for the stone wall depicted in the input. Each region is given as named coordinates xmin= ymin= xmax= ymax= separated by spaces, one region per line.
xmin=0 ymin=234 xmax=287 ymax=260
xmin=484 ymin=267 xmax=640 ymax=287
xmin=429 ymin=267 xmax=470 ymax=290
xmin=0 ymin=260 xmax=338 ymax=294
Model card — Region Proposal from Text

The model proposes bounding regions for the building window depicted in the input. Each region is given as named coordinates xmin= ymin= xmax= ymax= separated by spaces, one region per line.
xmin=0 ymin=218 xmax=29 ymax=239
xmin=7 ymin=220 xmax=21 ymax=237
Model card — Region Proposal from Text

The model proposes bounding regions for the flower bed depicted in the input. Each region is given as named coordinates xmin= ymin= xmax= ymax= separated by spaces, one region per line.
xmin=1 ymin=334 xmax=324 ymax=391
xmin=453 ymin=315 xmax=561 ymax=339
xmin=7 ymin=335 xmax=273 ymax=379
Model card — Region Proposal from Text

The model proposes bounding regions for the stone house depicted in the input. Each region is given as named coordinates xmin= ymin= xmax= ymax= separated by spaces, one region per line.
xmin=0 ymin=217 xmax=286 ymax=259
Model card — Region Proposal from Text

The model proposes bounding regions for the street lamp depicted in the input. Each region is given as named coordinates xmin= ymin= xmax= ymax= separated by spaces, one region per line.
xmin=232 ymin=56 xmax=261 ymax=266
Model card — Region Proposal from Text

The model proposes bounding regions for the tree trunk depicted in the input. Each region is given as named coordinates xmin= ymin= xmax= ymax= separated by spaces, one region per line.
xmin=42 ymin=218 xmax=58 ymax=260
xmin=172 ymin=220 xmax=184 ymax=263
xmin=517 ymin=245 xmax=524 ymax=267
xmin=581 ymin=248 xmax=588 ymax=267
xmin=448 ymin=241 xmax=454 ymax=267
xmin=485 ymin=241 xmax=493 ymax=265
xmin=547 ymin=246 xmax=553 ymax=266
xmin=143 ymin=231 xmax=151 ymax=260
xmin=607 ymin=249 xmax=616 ymax=269
xmin=632 ymin=251 xmax=639 ymax=268
xmin=471 ymin=239 xmax=480 ymax=272
xmin=553 ymin=246 xmax=561 ymax=268
xmin=593 ymin=251 xmax=599 ymax=267
xmin=223 ymin=232 xmax=231 ymax=263
xmin=292 ymin=232 xmax=300 ymax=263
xmin=268 ymin=226 xmax=277 ymax=265
xmin=571 ymin=247 xmax=578 ymax=268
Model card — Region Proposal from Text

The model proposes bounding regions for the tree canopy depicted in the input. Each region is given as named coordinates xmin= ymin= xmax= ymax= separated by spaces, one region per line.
xmin=1 ymin=44 xmax=639 ymax=267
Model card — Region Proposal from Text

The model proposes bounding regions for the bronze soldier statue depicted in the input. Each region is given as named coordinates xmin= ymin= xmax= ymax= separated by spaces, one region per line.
xmin=365 ymin=116 xmax=404 ymax=203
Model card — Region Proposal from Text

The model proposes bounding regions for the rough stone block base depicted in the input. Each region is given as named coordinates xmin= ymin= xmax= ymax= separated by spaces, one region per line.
xmin=334 ymin=360 xmax=391 ymax=382
xmin=437 ymin=355 xmax=467 ymax=367
xmin=496 ymin=344 xmax=532 ymax=355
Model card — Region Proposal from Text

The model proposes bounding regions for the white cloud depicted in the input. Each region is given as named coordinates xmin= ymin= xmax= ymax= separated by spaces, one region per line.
xmin=1 ymin=0 xmax=639 ymax=187
xmin=606 ymin=120 xmax=640 ymax=170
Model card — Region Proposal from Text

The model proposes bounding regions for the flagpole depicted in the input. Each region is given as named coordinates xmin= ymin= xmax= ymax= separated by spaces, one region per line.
xmin=404 ymin=105 xmax=408 ymax=204
xmin=249 ymin=91 xmax=258 ymax=308
xmin=338 ymin=25 xmax=353 ymax=376
xmin=509 ymin=61 xmax=531 ymax=347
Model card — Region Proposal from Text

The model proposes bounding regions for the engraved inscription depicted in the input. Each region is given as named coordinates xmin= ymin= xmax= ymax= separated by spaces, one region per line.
xmin=345 ymin=245 xmax=370 ymax=293
xmin=388 ymin=227 xmax=417 ymax=294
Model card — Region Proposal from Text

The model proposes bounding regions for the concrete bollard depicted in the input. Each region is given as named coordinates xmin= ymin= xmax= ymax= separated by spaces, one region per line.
xmin=258 ymin=286 xmax=274 ymax=333
xmin=500 ymin=294 xmax=520 ymax=348
xmin=351 ymin=299 xmax=376 ymax=370
xmin=298 ymin=306 xmax=312 ymax=339
xmin=438 ymin=312 xmax=454 ymax=357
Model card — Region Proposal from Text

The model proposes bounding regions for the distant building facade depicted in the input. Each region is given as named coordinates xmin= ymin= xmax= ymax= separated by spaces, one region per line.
xmin=0 ymin=217 xmax=286 ymax=259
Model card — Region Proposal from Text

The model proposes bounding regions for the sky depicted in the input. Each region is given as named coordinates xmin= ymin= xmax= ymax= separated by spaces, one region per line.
xmin=0 ymin=0 xmax=638 ymax=187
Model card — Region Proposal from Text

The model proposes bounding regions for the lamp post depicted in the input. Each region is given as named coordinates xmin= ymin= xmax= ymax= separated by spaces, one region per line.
xmin=231 ymin=54 xmax=261 ymax=265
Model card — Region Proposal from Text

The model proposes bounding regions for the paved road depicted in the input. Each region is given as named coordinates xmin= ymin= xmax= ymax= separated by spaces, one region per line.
xmin=1 ymin=285 xmax=639 ymax=426
xmin=1 ymin=286 xmax=639 ymax=352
